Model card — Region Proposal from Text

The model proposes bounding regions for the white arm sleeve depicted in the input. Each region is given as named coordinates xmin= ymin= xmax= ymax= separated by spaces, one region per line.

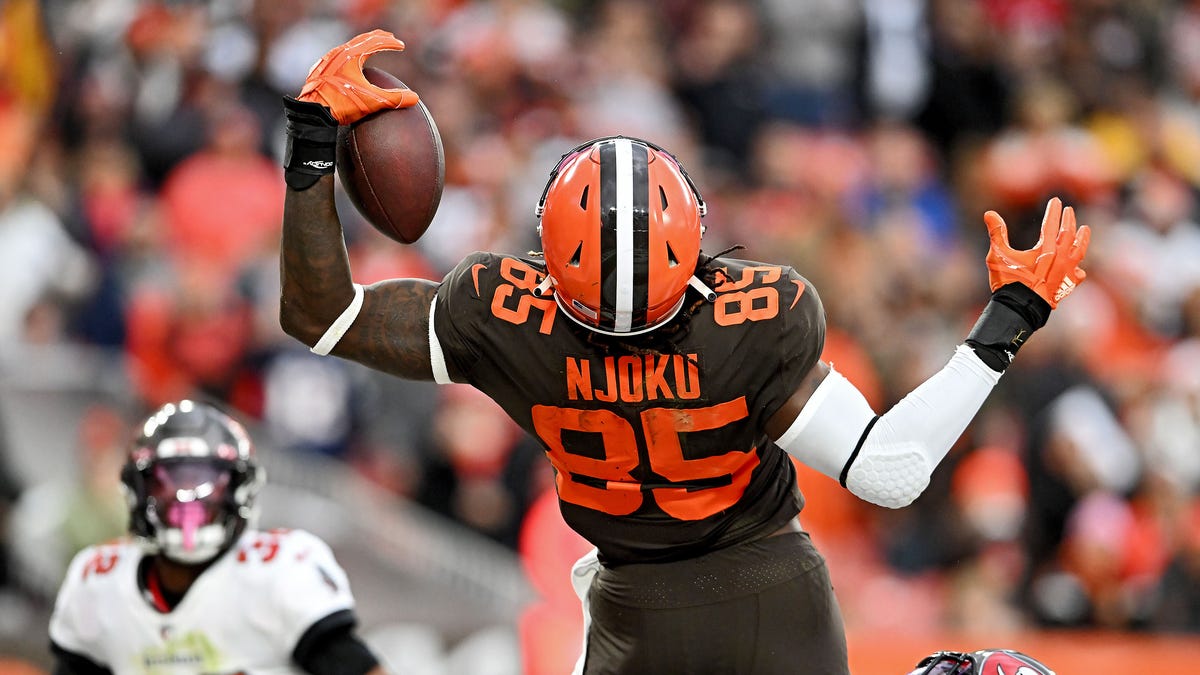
xmin=776 ymin=344 xmax=1002 ymax=508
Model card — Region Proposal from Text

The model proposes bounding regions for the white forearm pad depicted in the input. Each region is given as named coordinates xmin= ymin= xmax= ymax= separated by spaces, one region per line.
xmin=777 ymin=345 xmax=1002 ymax=508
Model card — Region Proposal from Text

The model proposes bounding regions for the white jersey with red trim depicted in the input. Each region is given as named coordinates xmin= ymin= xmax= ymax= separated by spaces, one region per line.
xmin=49 ymin=528 xmax=357 ymax=675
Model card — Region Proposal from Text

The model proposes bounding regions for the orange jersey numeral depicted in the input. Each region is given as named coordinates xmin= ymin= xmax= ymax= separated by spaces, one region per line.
xmin=712 ymin=266 xmax=782 ymax=325
xmin=531 ymin=398 xmax=753 ymax=520
xmin=490 ymin=258 xmax=557 ymax=334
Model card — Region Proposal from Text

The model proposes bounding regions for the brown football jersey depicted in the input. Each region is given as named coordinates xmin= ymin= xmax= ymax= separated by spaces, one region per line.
xmin=432 ymin=252 xmax=826 ymax=564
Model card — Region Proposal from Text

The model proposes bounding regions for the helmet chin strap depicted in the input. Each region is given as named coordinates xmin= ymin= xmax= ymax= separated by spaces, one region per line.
xmin=541 ymin=271 xmax=716 ymax=336
xmin=688 ymin=275 xmax=717 ymax=302
xmin=552 ymin=292 xmax=689 ymax=337
xmin=532 ymin=275 xmax=554 ymax=297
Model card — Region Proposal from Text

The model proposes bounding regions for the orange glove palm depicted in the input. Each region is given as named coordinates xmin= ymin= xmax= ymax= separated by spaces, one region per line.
xmin=984 ymin=197 xmax=1091 ymax=309
xmin=298 ymin=29 xmax=419 ymax=125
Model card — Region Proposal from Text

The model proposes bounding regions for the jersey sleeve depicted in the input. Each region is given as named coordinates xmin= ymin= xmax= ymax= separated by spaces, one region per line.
xmin=430 ymin=251 xmax=494 ymax=382
xmin=433 ymin=251 xmax=548 ymax=383
xmin=764 ymin=268 xmax=827 ymax=420
xmin=48 ymin=547 xmax=112 ymax=665
xmin=264 ymin=530 xmax=359 ymax=654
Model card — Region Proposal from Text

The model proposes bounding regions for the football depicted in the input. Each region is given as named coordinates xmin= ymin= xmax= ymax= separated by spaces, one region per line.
xmin=336 ymin=67 xmax=445 ymax=244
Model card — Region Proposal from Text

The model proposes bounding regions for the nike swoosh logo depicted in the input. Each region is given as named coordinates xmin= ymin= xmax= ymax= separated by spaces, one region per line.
xmin=471 ymin=263 xmax=487 ymax=297
xmin=789 ymin=279 xmax=806 ymax=310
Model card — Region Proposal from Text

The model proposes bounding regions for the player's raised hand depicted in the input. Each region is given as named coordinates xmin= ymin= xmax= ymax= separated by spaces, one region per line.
xmin=298 ymin=29 xmax=419 ymax=125
xmin=983 ymin=197 xmax=1091 ymax=308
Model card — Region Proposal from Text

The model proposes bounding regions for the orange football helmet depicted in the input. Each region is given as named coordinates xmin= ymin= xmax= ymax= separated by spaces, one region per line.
xmin=535 ymin=136 xmax=708 ymax=335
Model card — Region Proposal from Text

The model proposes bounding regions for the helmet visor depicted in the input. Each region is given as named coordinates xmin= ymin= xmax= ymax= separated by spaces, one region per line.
xmin=145 ymin=458 xmax=233 ymax=553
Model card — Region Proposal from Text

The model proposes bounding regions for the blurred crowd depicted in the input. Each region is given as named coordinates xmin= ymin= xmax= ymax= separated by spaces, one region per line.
xmin=1 ymin=0 xmax=1199 ymax=653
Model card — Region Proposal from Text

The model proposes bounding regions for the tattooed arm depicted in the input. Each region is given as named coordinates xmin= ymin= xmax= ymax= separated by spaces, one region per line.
xmin=280 ymin=174 xmax=437 ymax=381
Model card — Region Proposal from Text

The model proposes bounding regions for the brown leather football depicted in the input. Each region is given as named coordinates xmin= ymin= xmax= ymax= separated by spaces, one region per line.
xmin=336 ymin=67 xmax=444 ymax=244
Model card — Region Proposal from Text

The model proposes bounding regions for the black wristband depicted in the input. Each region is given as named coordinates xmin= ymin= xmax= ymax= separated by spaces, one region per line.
xmin=965 ymin=283 xmax=1050 ymax=372
xmin=991 ymin=282 xmax=1051 ymax=331
xmin=283 ymin=96 xmax=339 ymax=191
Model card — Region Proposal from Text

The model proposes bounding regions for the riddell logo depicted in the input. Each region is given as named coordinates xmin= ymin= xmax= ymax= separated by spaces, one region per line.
xmin=303 ymin=160 xmax=333 ymax=170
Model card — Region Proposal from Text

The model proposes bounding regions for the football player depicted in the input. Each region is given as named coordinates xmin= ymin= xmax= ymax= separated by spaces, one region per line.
xmin=48 ymin=400 xmax=386 ymax=675
xmin=906 ymin=649 xmax=1056 ymax=675
xmin=279 ymin=32 xmax=1089 ymax=675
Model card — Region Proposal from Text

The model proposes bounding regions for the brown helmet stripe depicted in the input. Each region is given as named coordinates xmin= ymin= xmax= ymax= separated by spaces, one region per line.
xmin=598 ymin=138 xmax=650 ymax=332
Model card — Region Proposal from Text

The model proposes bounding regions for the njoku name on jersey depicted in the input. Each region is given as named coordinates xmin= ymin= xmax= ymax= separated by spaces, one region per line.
xmin=49 ymin=529 xmax=357 ymax=675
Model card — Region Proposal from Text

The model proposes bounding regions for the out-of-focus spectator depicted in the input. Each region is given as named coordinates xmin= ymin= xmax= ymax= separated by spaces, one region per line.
xmin=671 ymin=0 xmax=769 ymax=177
xmin=1099 ymin=165 xmax=1200 ymax=337
xmin=0 ymin=398 xmax=24 ymax=593
xmin=517 ymin=487 xmax=592 ymax=675
xmin=979 ymin=77 xmax=1117 ymax=220
xmin=1153 ymin=500 xmax=1200 ymax=631
xmin=123 ymin=261 xmax=254 ymax=406
xmin=846 ymin=120 xmax=959 ymax=249
xmin=759 ymin=0 xmax=863 ymax=126
xmin=1032 ymin=490 xmax=1163 ymax=629
xmin=0 ymin=100 xmax=94 ymax=347
xmin=158 ymin=100 xmax=284 ymax=279
xmin=414 ymin=385 xmax=552 ymax=549
xmin=861 ymin=0 xmax=930 ymax=122
xmin=935 ymin=416 xmax=1033 ymax=633
xmin=916 ymin=0 xmax=1010 ymax=157
xmin=7 ymin=402 xmax=128 ymax=596
xmin=56 ymin=405 xmax=129 ymax=555
xmin=574 ymin=0 xmax=688 ymax=143
xmin=0 ymin=187 xmax=94 ymax=346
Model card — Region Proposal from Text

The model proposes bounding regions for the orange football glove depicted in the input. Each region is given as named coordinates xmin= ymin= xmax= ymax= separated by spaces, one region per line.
xmin=983 ymin=197 xmax=1091 ymax=309
xmin=297 ymin=29 xmax=419 ymax=125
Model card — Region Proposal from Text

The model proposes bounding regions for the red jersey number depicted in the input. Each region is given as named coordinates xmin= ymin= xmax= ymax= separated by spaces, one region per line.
xmin=531 ymin=398 xmax=757 ymax=520
xmin=236 ymin=528 xmax=292 ymax=564
xmin=82 ymin=549 xmax=120 ymax=579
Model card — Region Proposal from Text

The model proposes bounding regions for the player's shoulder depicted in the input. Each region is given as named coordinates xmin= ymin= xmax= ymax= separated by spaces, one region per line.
xmin=440 ymin=251 xmax=547 ymax=301
xmin=272 ymin=527 xmax=336 ymax=559
xmin=229 ymin=528 xmax=336 ymax=570
xmin=710 ymin=256 xmax=807 ymax=286
xmin=227 ymin=529 xmax=354 ymax=616
xmin=705 ymin=256 xmax=823 ymax=323
xmin=51 ymin=540 xmax=140 ymax=658
xmin=57 ymin=539 xmax=141 ymax=601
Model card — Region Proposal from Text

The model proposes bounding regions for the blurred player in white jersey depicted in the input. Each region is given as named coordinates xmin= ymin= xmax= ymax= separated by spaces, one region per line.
xmin=48 ymin=400 xmax=387 ymax=675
